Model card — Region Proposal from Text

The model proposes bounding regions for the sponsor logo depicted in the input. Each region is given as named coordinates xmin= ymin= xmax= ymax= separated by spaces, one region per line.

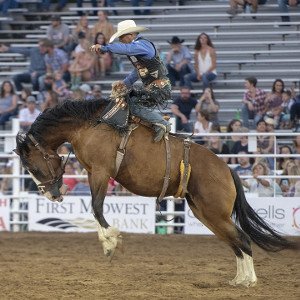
xmin=292 ymin=207 xmax=300 ymax=230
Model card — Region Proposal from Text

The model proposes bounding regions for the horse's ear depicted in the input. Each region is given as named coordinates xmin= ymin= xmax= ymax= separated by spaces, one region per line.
xmin=13 ymin=149 xmax=20 ymax=156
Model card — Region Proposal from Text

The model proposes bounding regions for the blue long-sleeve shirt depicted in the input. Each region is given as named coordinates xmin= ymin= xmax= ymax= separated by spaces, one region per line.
xmin=8 ymin=46 xmax=46 ymax=75
xmin=101 ymin=35 xmax=155 ymax=87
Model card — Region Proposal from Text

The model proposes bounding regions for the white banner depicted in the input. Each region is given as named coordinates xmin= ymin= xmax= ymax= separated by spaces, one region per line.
xmin=185 ymin=196 xmax=300 ymax=236
xmin=28 ymin=196 xmax=156 ymax=233
xmin=0 ymin=194 xmax=10 ymax=231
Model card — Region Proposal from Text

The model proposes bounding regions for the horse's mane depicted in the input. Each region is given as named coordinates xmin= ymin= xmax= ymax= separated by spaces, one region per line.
xmin=29 ymin=98 xmax=109 ymax=138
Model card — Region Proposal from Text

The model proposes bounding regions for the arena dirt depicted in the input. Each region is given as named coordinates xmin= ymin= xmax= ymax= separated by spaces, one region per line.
xmin=0 ymin=232 xmax=299 ymax=300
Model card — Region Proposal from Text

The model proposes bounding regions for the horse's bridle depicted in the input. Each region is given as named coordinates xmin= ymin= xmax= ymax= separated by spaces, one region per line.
xmin=28 ymin=134 xmax=65 ymax=194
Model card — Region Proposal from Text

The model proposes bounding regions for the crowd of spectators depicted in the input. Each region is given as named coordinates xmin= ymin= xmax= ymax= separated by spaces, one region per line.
xmin=0 ymin=2 xmax=299 ymax=200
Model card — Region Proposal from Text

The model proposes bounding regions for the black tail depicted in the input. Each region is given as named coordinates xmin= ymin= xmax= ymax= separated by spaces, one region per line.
xmin=230 ymin=168 xmax=298 ymax=252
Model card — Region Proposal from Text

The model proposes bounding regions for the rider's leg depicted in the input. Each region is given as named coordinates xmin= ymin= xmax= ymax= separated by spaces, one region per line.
xmin=128 ymin=96 xmax=170 ymax=143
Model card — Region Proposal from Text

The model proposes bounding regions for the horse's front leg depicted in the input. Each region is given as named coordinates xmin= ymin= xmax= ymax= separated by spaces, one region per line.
xmin=89 ymin=172 xmax=123 ymax=261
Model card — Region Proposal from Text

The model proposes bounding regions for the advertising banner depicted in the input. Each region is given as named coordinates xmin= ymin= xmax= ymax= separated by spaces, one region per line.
xmin=0 ymin=194 xmax=10 ymax=231
xmin=185 ymin=196 xmax=300 ymax=236
xmin=28 ymin=196 xmax=156 ymax=234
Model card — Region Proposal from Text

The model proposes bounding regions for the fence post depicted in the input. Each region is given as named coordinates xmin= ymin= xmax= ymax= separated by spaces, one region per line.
xmin=12 ymin=118 xmax=20 ymax=231
xmin=166 ymin=198 xmax=174 ymax=234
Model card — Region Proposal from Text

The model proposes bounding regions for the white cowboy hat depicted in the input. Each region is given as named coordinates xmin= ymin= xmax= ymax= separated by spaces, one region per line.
xmin=109 ymin=20 xmax=148 ymax=43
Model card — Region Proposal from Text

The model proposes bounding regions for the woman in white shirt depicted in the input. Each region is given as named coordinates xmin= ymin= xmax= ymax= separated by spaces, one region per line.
xmin=184 ymin=33 xmax=217 ymax=89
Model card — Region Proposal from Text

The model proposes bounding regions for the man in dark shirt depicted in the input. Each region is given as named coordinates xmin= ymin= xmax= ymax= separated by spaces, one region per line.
xmin=171 ymin=86 xmax=200 ymax=132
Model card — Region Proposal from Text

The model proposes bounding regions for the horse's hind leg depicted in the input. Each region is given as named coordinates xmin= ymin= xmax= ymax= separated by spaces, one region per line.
xmin=89 ymin=172 xmax=123 ymax=261
xmin=185 ymin=194 xmax=257 ymax=287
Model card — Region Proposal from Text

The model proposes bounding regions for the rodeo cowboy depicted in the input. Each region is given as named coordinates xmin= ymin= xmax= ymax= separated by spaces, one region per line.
xmin=90 ymin=19 xmax=171 ymax=143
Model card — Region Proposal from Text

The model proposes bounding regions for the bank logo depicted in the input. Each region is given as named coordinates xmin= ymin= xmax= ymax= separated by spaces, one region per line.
xmin=292 ymin=207 xmax=300 ymax=230
xmin=37 ymin=217 xmax=96 ymax=230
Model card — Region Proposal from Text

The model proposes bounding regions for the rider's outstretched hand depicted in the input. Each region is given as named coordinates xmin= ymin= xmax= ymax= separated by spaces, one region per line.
xmin=90 ymin=44 xmax=102 ymax=53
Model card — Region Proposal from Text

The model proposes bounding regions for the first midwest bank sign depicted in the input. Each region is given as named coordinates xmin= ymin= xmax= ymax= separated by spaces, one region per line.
xmin=29 ymin=196 xmax=156 ymax=234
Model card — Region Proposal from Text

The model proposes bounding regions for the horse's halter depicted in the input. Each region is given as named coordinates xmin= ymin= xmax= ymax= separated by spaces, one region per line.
xmin=28 ymin=134 xmax=66 ymax=194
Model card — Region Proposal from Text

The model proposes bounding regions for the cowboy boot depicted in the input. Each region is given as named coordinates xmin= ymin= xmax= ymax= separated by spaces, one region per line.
xmin=153 ymin=123 xmax=171 ymax=143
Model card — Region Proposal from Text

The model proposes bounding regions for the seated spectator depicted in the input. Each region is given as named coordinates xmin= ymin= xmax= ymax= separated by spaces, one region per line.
xmin=63 ymin=162 xmax=78 ymax=192
xmin=79 ymin=84 xmax=92 ymax=100
xmin=276 ymin=144 xmax=294 ymax=171
xmin=19 ymin=96 xmax=41 ymax=131
xmin=0 ymin=0 xmax=19 ymax=16
xmin=234 ymin=150 xmax=253 ymax=176
xmin=264 ymin=79 xmax=285 ymax=128
xmin=71 ymin=32 xmax=88 ymax=59
xmin=0 ymin=159 xmax=13 ymax=193
xmin=293 ymin=135 xmax=300 ymax=166
xmin=92 ymin=10 xmax=115 ymax=44
xmin=19 ymin=88 xmax=32 ymax=109
xmin=131 ymin=0 xmax=154 ymax=15
xmin=0 ymin=39 xmax=47 ymax=91
xmin=241 ymin=161 xmax=274 ymax=197
xmin=90 ymin=85 xmax=102 ymax=100
xmin=46 ymin=15 xmax=70 ymax=52
xmin=69 ymin=40 xmax=96 ymax=90
xmin=40 ymin=91 xmax=58 ymax=111
xmin=207 ymin=130 xmax=230 ymax=163
xmin=94 ymin=32 xmax=112 ymax=79
xmin=278 ymin=0 xmax=300 ymax=22
xmin=231 ymin=127 xmax=250 ymax=164
xmin=290 ymin=97 xmax=300 ymax=131
xmin=42 ymin=39 xmax=70 ymax=86
xmin=184 ymin=33 xmax=217 ymax=89
xmin=0 ymin=81 xmax=18 ymax=128
xmin=285 ymin=165 xmax=300 ymax=197
xmin=194 ymin=110 xmax=212 ymax=145
xmin=198 ymin=87 xmax=220 ymax=125
xmin=276 ymin=159 xmax=296 ymax=195
xmin=171 ymin=86 xmax=200 ymax=132
xmin=166 ymin=36 xmax=193 ymax=87
xmin=52 ymin=70 xmax=70 ymax=101
xmin=70 ymin=88 xmax=86 ymax=100
xmin=77 ymin=0 xmax=102 ymax=16
xmin=69 ymin=169 xmax=91 ymax=196
xmin=36 ymin=73 xmax=54 ymax=106
xmin=227 ymin=0 xmax=267 ymax=16
xmin=279 ymin=89 xmax=296 ymax=129
xmin=225 ymin=119 xmax=242 ymax=153
xmin=241 ymin=77 xmax=267 ymax=129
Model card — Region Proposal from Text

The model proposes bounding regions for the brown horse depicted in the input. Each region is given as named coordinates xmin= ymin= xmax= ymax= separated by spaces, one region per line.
xmin=14 ymin=99 xmax=297 ymax=287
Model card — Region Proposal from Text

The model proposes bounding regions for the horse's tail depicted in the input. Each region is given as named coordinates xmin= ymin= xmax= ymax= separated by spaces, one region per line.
xmin=230 ymin=168 xmax=298 ymax=252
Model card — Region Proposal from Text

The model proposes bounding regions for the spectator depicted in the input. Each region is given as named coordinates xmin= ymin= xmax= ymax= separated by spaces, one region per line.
xmin=19 ymin=88 xmax=32 ymax=109
xmin=225 ymin=119 xmax=242 ymax=153
xmin=285 ymin=165 xmax=300 ymax=197
xmin=256 ymin=117 xmax=275 ymax=154
xmin=290 ymin=97 xmax=300 ymax=131
xmin=40 ymin=90 xmax=58 ymax=111
xmin=231 ymin=127 xmax=250 ymax=164
xmin=63 ymin=162 xmax=78 ymax=192
xmin=46 ymin=15 xmax=70 ymax=51
xmin=166 ymin=36 xmax=193 ymax=87
xmin=276 ymin=144 xmax=294 ymax=171
xmin=0 ymin=0 xmax=19 ymax=16
xmin=76 ymin=0 xmax=100 ymax=16
xmin=131 ymin=0 xmax=154 ymax=15
xmin=69 ymin=40 xmax=96 ymax=90
xmin=194 ymin=110 xmax=213 ymax=134
xmin=241 ymin=161 xmax=274 ymax=197
xmin=276 ymin=158 xmax=296 ymax=195
xmin=278 ymin=0 xmax=300 ymax=23
xmin=279 ymin=89 xmax=296 ymax=129
xmin=70 ymin=88 xmax=86 ymax=100
xmin=241 ymin=77 xmax=267 ymax=129
xmin=71 ymin=32 xmax=88 ymax=59
xmin=69 ymin=169 xmax=91 ymax=196
xmin=171 ymin=86 xmax=200 ymax=132
xmin=92 ymin=10 xmax=115 ymax=43
xmin=36 ymin=72 xmax=54 ymax=106
xmin=184 ymin=33 xmax=217 ymax=89
xmin=94 ymin=32 xmax=112 ymax=78
xmin=0 ymin=81 xmax=18 ymax=128
xmin=293 ymin=135 xmax=300 ymax=166
xmin=207 ymin=130 xmax=230 ymax=163
xmin=264 ymin=79 xmax=285 ymax=128
xmin=198 ymin=87 xmax=220 ymax=125
xmin=227 ymin=0 xmax=267 ymax=16
xmin=42 ymin=39 xmax=70 ymax=85
xmin=234 ymin=150 xmax=253 ymax=176
xmin=79 ymin=83 xmax=92 ymax=99
xmin=90 ymin=84 xmax=102 ymax=99
xmin=52 ymin=70 xmax=70 ymax=101
xmin=0 ymin=40 xmax=47 ymax=91
xmin=19 ymin=96 xmax=41 ymax=131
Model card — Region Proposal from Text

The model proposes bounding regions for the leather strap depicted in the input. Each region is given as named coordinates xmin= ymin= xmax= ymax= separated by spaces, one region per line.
xmin=157 ymin=134 xmax=171 ymax=202
xmin=182 ymin=137 xmax=192 ymax=194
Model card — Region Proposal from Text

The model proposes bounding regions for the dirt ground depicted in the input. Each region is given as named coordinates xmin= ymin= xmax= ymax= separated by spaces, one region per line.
xmin=0 ymin=232 xmax=299 ymax=300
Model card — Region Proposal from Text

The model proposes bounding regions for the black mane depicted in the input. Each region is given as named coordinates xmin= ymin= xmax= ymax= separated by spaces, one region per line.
xmin=28 ymin=98 xmax=109 ymax=140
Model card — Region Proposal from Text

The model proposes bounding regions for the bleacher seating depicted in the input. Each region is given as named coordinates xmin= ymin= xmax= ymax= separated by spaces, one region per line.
xmin=0 ymin=0 xmax=300 ymax=126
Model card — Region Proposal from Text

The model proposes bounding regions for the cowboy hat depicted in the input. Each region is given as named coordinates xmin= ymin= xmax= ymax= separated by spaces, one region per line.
xmin=109 ymin=20 xmax=148 ymax=43
xmin=167 ymin=36 xmax=185 ymax=44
